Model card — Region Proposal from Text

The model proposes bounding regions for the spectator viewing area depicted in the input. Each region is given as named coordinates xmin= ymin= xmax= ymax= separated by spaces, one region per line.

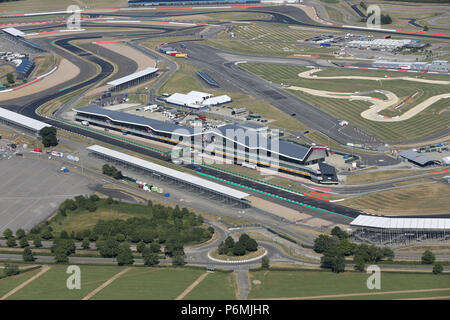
xmin=107 ymin=67 xmax=159 ymax=92
xmin=1 ymin=27 xmax=44 ymax=52
xmin=351 ymin=215 xmax=450 ymax=246
xmin=87 ymin=145 xmax=251 ymax=207
xmin=0 ymin=107 xmax=51 ymax=135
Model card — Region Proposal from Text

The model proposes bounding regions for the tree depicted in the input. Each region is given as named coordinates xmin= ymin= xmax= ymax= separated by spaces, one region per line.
xmin=60 ymin=230 xmax=69 ymax=239
xmin=6 ymin=237 xmax=17 ymax=247
xmin=232 ymin=241 xmax=246 ymax=256
xmin=245 ymin=238 xmax=258 ymax=252
xmin=261 ymin=256 xmax=270 ymax=269
xmin=33 ymin=237 xmax=42 ymax=248
xmin=136 ymin=241 xmax=146 ymax=253
xmin=218 ymin=242 xmax=228 ymax=255
xmin=99 ymin=238 xmax=120 ymax=258
xmin=143 ymin=248 xmax=159 ymax=266
xmin=422 ymin=250 xmax=435 ymax=264
xmin=54 ymin=247 xmax=69 ymax=263
xmin=172 ymin=254 xmax=185 ymax=267
xmin=23 ymin=247 xmax=35 ymax=262
xmin=331 ymin=226 xmax=348 ymax=240
xmin=4 ymin=264 xmax=19 ymax=277
xmin=313 ymin=235 xmax=337 ymax=254
xmin=3 ymin=228 xmax=13 ymax=239
xmin=39 ymin=127 xmax=58 ymax=148
xmin=19 ymin=237 xmax=29 ymax=248
xmin=381 ymin=247 xmax=394 ymax=261
xmin=82 ymin=238 xmax=90 ymax=250
xmin=116 ymin=244 xmax=134 ymax=266
xmin=41 ymin=229 xmax=53 ymax=240
xmin=354 ymin=255 xmax=365 ymax=272
xmin=224 ymin=236 xmax=235 ymax=249
xmin=423 ymin=25 xmax=429 ymax=32
xmin=331 ymin=255 xmax=346 ymax=273
xmin=6 ymin=73 xmax=15 ymax=84
xmin=432 ymin=263 xmax=443 ymax=275
xmin=15 ymin=229 xmax=26 ymax=239
xmin=149 ymin=242 xmax=160 ymax=253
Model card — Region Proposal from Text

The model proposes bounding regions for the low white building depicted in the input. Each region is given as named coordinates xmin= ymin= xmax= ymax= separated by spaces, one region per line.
xmin=165 ymin=91 xmax=231 ymax=109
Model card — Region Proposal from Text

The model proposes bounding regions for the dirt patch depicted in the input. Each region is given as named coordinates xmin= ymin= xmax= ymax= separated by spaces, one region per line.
xmin=0 ymin=58 xmax=79 ymax=101
xmin=96 ymin=42 xmax=156 ymax=71
xmin=248 ymin=195 xmax=310 ymax=222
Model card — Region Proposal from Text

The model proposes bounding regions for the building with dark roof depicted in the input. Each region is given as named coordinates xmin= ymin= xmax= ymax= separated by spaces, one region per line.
xmin=15 ymin=59 xmax=35 ymax=79
xmin=74 ymin=106 xmax=335 ymax=183
xmin=398 ymin=150 xmax=437 ymax=167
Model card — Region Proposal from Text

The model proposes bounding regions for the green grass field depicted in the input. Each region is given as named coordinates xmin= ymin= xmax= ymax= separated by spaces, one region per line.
xmin=0 ymin=269 xmax=41 ymax=297
xmin=155 ymin=59 xmax=308 ymax=132
xmin=248 ymin=270 xmax=450 ymax=299
xmin=341 ymin=182 xmax=450 ymax=216
xmin=241 ymin=63 xmax=450 ymax=142
xmin=92 ymin=267 xmax=205 ymax=300
xmin=6 ymin=265 xmax=122 ymax=300
xmin=205 ymin=22 xmax=336 ymax=58
xmin=183 ymin=271 xmax=237 ymax=300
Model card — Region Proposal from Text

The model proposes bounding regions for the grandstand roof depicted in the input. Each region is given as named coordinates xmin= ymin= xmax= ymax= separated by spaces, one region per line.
xmin=2 ymin=27 xmax=25 ymax=37
xmin=107 ymin=67 xmax=158 ymax=87
xmin=75 ymin=105 xmax=197 ymax=136
xmin=215 ymin=124 xmax=312 ymax=161
xmin=16 ymin=59 xmax=34 ymax=74
xmin=398 ymin=150 xmax=436 ymax=166
xmin=0 ymin=107 xmax=51 ymax=132
xmin=86 ymin=144 xmax=250 ymax=200
xmin=351 ymin=215 xmax=450 ymax=230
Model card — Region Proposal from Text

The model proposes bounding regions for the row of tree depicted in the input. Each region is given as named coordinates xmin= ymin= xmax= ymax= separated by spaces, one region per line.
xmin=314 ymin=227 xmax=395 ymax=273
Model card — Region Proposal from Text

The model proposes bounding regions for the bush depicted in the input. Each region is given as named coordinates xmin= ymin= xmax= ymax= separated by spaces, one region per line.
xmin=421 ymin=250 xmax=435 ymax=264
xmin=432 ymin=263 xmax=443 ymax=275
xmin=4 ymin=264 xmax=19 ymax=277
xmin=261 ymin=256 xmax=270 ymax=269
xmin=172 ymin=254 xmax=185 ymax=267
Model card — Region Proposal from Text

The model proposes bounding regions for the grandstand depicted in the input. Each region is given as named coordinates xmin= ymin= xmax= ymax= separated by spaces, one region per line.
xmin=87 ymin=144 xmax=251 ymax=207
xmin=196 ymin=71 xmax=219 ymax=87
xmin=15 ymin=59 xmax=35 ymax=79
xmin=0 ymin=107 xmax=51 ymax=135
xmin=350 ymin=215 xmax=450 ymax=246
xmin=1 ymin=27 xmax=45 ymax=53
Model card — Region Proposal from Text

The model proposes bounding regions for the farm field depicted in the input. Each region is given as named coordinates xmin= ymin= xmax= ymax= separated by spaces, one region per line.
xmin=92 ymin=267 xmax=205 ymax=300
xmin=341 ymin=182 xmax=450 ymax=215
xmin=182 ymin=271 xmax=237 ymax=300
xmin=241 ymin=63 xmax=450 ymax=142
xmin=5 ymin=265 xmax=122 ymax=300
xmin=248 ymin=270 xmax=450 ymax=299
